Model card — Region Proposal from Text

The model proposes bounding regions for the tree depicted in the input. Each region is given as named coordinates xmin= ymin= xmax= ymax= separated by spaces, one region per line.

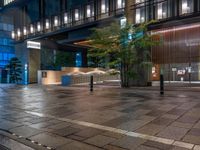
xmin=88 ymin=21 xmax=160 ymax=87
xmin=6 ymin=57 xmax=22 ymax=83
xmin=54 ymin=51 xmax=75 ymax=68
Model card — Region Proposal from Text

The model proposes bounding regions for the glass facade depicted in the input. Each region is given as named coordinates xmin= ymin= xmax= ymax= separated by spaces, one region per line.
xmin=3 ymin=0 xmax=14 ymax=5
xmin=0 ymin=15 xmax=15 ymax=69
xmin=134 ymin=0 xmax=197 ymax=23
xmin=180 ymin=0 xmax=194 ymax=15
xmin=12 ymin=0 xmax=125 ymax=40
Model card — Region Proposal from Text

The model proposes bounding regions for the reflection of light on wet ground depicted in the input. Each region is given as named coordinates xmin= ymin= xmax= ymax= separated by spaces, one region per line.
xmin=178 ymin=95 xmax=187 ymax=98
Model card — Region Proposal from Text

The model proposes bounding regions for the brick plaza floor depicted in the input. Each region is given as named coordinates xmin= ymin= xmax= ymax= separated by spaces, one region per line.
xmin=0 ymin=84 xmax=200 ymax=150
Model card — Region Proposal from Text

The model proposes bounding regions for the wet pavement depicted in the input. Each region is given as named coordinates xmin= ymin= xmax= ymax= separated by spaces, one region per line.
xmin=0 ymin=84 xmax=200 ymax=150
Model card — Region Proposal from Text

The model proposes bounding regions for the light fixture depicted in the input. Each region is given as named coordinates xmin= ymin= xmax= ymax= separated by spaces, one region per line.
xmin=157 ymin=3 xmax=163 ymax=19
xmin=182 ymin=0 xmax=189 ymax=14
xmin=75 ymin=9 xmax=79 ymax=21
xmin=54 ymin=16 xmax=59 ymax=27
xmin=101 ymin=0 xmax=106 ymax=13
xmin=17 ymin=29 xmax=21 ymax=37
xmin=23 ymin=26 xmax=27 ymax=35
xmin=117 ymin=0 xmax=122 ymax=9
xmin=30 ymin=24 xmax=34 ymax=34
xmin=86 ymin=5 xmax=91 ymax=17
xmin=45 ymin=19 xmax=50 ymax=29
xmin=64 ymin=13 xmax=68 ymax=24
xmin=11 ymin=31 xmax=15 ymax=39
xmin=37 ymin=22 xmax=41 ymax=32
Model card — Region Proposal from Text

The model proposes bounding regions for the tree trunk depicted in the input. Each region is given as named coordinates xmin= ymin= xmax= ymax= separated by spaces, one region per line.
xmin=120 ymin=62 xmax=130 ymax=88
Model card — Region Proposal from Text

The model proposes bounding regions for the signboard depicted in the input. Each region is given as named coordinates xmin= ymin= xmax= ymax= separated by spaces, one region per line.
xmin=177 ymin=70 xmax=186 ymax=75
xmin=172 ymin=68 xmax=177 ymax=72
xmin=42 ymin=72 xmax=47 ymax=78
xmin=27 ymin=41 xmax=41 ymax=49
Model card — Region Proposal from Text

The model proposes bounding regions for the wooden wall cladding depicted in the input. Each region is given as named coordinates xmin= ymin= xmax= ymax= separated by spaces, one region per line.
xmin=151 ymin=24 xmax=200 ymax=64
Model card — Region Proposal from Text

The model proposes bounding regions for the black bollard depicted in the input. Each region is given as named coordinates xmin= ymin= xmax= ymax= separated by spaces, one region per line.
xmin=90 ymin=75 xmax=93 ymax=92
xmin=160 ymin=74 xmax=164 ymax=95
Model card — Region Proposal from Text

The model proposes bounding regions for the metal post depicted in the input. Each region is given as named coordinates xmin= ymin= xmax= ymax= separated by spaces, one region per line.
xmin=90 ymin=75 xmax=93 ymax=92
xmin=160 ymin=66 xmax=164 ymax=95
xmin=160 ymin=74 xmax=164 ymax=95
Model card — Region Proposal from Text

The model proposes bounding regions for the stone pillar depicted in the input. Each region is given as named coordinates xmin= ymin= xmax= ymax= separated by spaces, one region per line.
xmin=15 ymin=42 xmax=29 ymax=84
xmin=125 ymin=0 xmax=135 ymax=24
xmin=15 ymin=41 xmax=41 ymax=84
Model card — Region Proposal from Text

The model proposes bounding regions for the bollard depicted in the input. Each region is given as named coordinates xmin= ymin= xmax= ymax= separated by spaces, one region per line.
xmin=90 ymin=75 xmax=93 ymax=92
xmin=160 ymin=74 xmax=164 ymax=95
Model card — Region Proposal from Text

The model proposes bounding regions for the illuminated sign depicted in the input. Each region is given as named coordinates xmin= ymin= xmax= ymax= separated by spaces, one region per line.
xmin=27 ymin=41 xmax=41 ymax=49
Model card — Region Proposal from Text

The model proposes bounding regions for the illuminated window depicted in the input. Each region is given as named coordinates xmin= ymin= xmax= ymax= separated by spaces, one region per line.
xmin=180 ymin=0 xmax=194 ymax=14
xmin=45 ymin=19 xmax=50 ymax=29
xmin=37 ymin=22 xmax=41 ymax=32
xmin=11 ymin=31 xmax=15 ymax=39
xmin=23 ymin=26 xmax=27 ymax=35
xmin=156 ymin=1 xmax=167 ymax=19
xmin=17 ymin=28 xmax=21 ymax=38
xmin=117 ymin=0 xmax=125 ymax=9
xmin=4 ymin=0 xmax=14 ymax=5
xmin=135 ymin=0 xmax=144 ymax=4
xmin=30 ymin=24 xmax=34 ymax=34
xmin=136 ymin=8 xmax=145 ymax=23
xmin=86 ymin=5 xmax=94 ymax=18
xmin=101 ymin=0 xmax=109 ymax=14
xmin=64 ymin=13 xmax=68 ymax=24
xmin=74 ymin=9 xmax=80 ymax=21
xmin=54 ymin=16 xmax=59 ymax=27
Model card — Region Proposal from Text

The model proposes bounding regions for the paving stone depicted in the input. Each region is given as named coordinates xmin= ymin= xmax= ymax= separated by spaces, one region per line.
xmin=30 ymin=132 xmax=73 ymax=148
xmin=136 ymin=145 xmax=159 ymax=150
xmin=171 ymin=146 xmax=190 ymax=150
xmin=10 ymin=126 xmax=43 ymax=137
xmin=104 ymin=144 xmax=129 ymax=150
xmin=157 ymin=126 xmax=189 ymax=140
xmin=0 ymin=120 xmax=22 ymax=130
xmin=67 ymin=135 xmax=86 ymax=141
xmin=142 ymin=141 xmax=173 ymax=150
xmin=117 ymin=120 xmax=149 ymax=131
xmin=48 ymin=122 xmax=72 ymax=129
xmin=151 ymin=118 xmax=174 ymax=126
xmin=183 ymin=135 xmax=200 ymax=145
xmin=136 ymin=123 xmax=165 ymax=135
xmin=187 ymin=128 xmax=200 ymax=136
xmin=161 ymin=114 xmax=180 ymax=120
xmin=193 ymin=121 xmax=200 ymax=129
xmin=58 ymin=141 xmax=103 ymax=150
xmin=101 ymin=131 xmax=125 ymax=139
xmin=84 ymin=135 xmax=116 ymax=147
xmin=167 ymin=109 xmax=186 ymax=116
xmin=75 ymin=128 xmax=103 ymax=138
xmin=177 ymin=116 xmax=199 ymax=124
xmin=51 ymin=126 xmax=81 ymax=137
xmin=111 ymin=136 xmax=146 ymax=150
xmin=170 ymin=121 xmax=193 ymax=129
xmin=146 ymin=110 xmax=166 ymax=117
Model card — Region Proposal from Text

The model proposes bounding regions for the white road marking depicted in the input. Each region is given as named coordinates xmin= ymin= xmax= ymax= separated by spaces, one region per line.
xmin=26 ymin=111 xmax=197 ymax=150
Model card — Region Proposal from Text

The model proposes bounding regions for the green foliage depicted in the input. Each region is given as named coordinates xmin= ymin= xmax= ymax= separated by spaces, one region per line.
xmin=6 ymin=57 xmax=22 ymax=83
xmin=54 ymin=51 xmax=75 ymax=68
xmin=88 ymin=21 xmax=161 ymax=87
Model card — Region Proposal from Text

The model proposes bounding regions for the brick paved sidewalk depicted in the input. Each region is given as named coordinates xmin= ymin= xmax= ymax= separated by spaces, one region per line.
xmin=0 ymin=85 xmax=200 ymax=150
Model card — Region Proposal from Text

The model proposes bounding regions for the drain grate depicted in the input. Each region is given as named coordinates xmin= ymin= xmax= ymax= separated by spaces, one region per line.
xmin=0 ymin=129 xmax=56 ymax=150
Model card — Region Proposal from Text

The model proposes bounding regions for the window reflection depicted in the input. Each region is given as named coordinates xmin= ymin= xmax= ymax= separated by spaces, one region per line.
xmin=136 ymin=7 xmax=145 ymax=23
xmin=101 ymin=0 xmax=109 ymax=14
xmin=180 ymin=0 xmax=194 ymax=15
xmin=156 ymin=1 xmax=167 ymax=19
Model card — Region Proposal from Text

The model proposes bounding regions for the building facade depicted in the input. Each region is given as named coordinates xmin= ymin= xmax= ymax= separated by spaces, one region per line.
xmin=133 ymin=0 xmax=200 ymax=82
xmin=0 ymin=12 xmax=15 ymax=82
xmin=1 ymin=0 xmax=126 ymax=84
